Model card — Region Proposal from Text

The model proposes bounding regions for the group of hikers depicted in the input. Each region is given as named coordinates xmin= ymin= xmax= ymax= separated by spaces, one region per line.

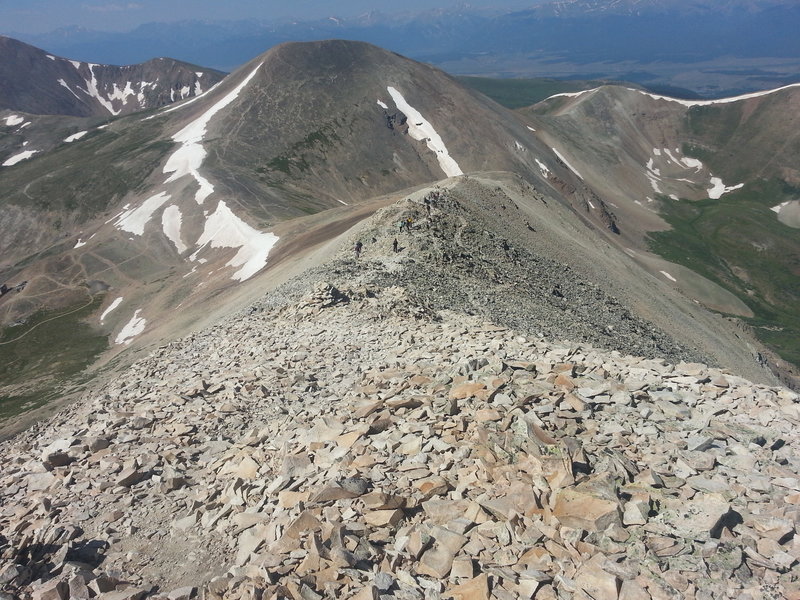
xmin=354 ymin=232 xmax=402 ymax=259
xmin=398 ymin=216 xmax=414 ymax=232
xmin=352 ymin=188 xmax=444 ymax=260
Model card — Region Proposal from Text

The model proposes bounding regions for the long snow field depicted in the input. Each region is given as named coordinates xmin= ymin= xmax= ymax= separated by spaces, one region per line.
xmin=2 ymin=150 xmax=39 ymax=167
xmin=163 ymin=62 xmax=264 ymax=204
xmin=100 ymin=297 xmax=124 ymax=323
xmin=387 ymin=86 xmax=463 ymax=178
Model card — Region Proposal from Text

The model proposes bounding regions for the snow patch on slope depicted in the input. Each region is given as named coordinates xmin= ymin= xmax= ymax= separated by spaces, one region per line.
xmin=100 ymin=297 xmax=124 ymax=323
xmin=4 ymin=115 xmax=24 ymax=127
xmin=680 ymin=156 xmax=703 ymax=170
xmin=647 ymin=174 xmax=662 ymax=194
xmin=190 ymin=200 xmax=279 ymax=282
xmin=107 ymin=81 xmax=136 ymax=106
xmin=81 ymin=65 xmax=120 ymax=115
xmin=708 ymin=178 xmax=744 ymax=200
xmin=162 ymin=205 xmax=187 ymax=253
xmin=194 ymin=174 xmax=215 ymax=205
xmin=551 ymin=148 xmax=583 ymax=180
xmin=2 ymin=150 xmax=38 ymax=167
xmin=386 ymin=86 xmax=463 ymax=178
xmin=663 ymin=149 xmax=680 ymax=165
xmin=115 ymin=192 xmax=172 ymax=235
xmin=660 ymin=271 xmax=677 ymax=282
xmin=535 ymin=159 xmax=550 ymax=177
xmin=771 ymin=201 xmax=790 ymax=214
xmin=115 ymin=310 xmax=146 ymax=345
xmin=64 ymin=131 xmax=88 ymax=143
xmin=145 ymin=80 xmax=223 ymax=120
xmin=58 ymin=79 xmax=83 ymax=100
xmin=136 ymin=81 xmax=155 ymax=106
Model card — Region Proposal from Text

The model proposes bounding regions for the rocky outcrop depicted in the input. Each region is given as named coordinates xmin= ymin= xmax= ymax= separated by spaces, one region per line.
xmin=1 ymin=277 xmax=798 ymax=599
xmin=291 ymin=181 xmax=753 ymax=372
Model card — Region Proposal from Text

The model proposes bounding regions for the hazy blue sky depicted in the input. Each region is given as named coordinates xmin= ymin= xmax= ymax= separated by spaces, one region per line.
xmin=1 ymin=1 xmax=536 ymax=34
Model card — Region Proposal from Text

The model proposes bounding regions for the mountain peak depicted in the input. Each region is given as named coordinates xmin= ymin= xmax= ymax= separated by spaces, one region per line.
xmin=0 ymin=35 xmax=226 ymax=118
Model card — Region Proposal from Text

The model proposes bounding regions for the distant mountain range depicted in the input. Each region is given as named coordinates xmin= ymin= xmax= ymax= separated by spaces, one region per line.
xmin=5 ymin=0 xmax=800 ymax=97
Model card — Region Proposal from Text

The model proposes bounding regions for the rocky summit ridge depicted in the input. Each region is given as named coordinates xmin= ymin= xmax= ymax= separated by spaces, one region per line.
xmin=1 ymin=190 xmax=800 ymax=600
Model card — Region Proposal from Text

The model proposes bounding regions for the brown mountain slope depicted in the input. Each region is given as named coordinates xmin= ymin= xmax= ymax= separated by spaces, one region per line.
xmin=523 ymin=83 xmax=800 ymax=386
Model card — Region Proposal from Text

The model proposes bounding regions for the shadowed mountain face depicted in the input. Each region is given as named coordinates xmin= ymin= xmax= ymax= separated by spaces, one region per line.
xmin=0 ymin=40 xmax=791 ymax=425
xmin=524 ymin=84 xmax=800 ymax=384
xmin=0 ymin=36 xmax=226 ymax=117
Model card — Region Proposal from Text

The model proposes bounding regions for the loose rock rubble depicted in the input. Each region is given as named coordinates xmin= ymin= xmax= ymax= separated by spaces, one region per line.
xmin=2 ymin=279 xmax=799 ymax=600
xmin=266 ymin=179 xmax=778 ymax=389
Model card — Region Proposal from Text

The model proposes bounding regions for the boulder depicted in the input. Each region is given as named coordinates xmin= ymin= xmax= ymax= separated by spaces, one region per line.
xmin=554 ymin=488 xmax=621 ymax=532
xmin=445 ymin=573 xmax=489 ymax=600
